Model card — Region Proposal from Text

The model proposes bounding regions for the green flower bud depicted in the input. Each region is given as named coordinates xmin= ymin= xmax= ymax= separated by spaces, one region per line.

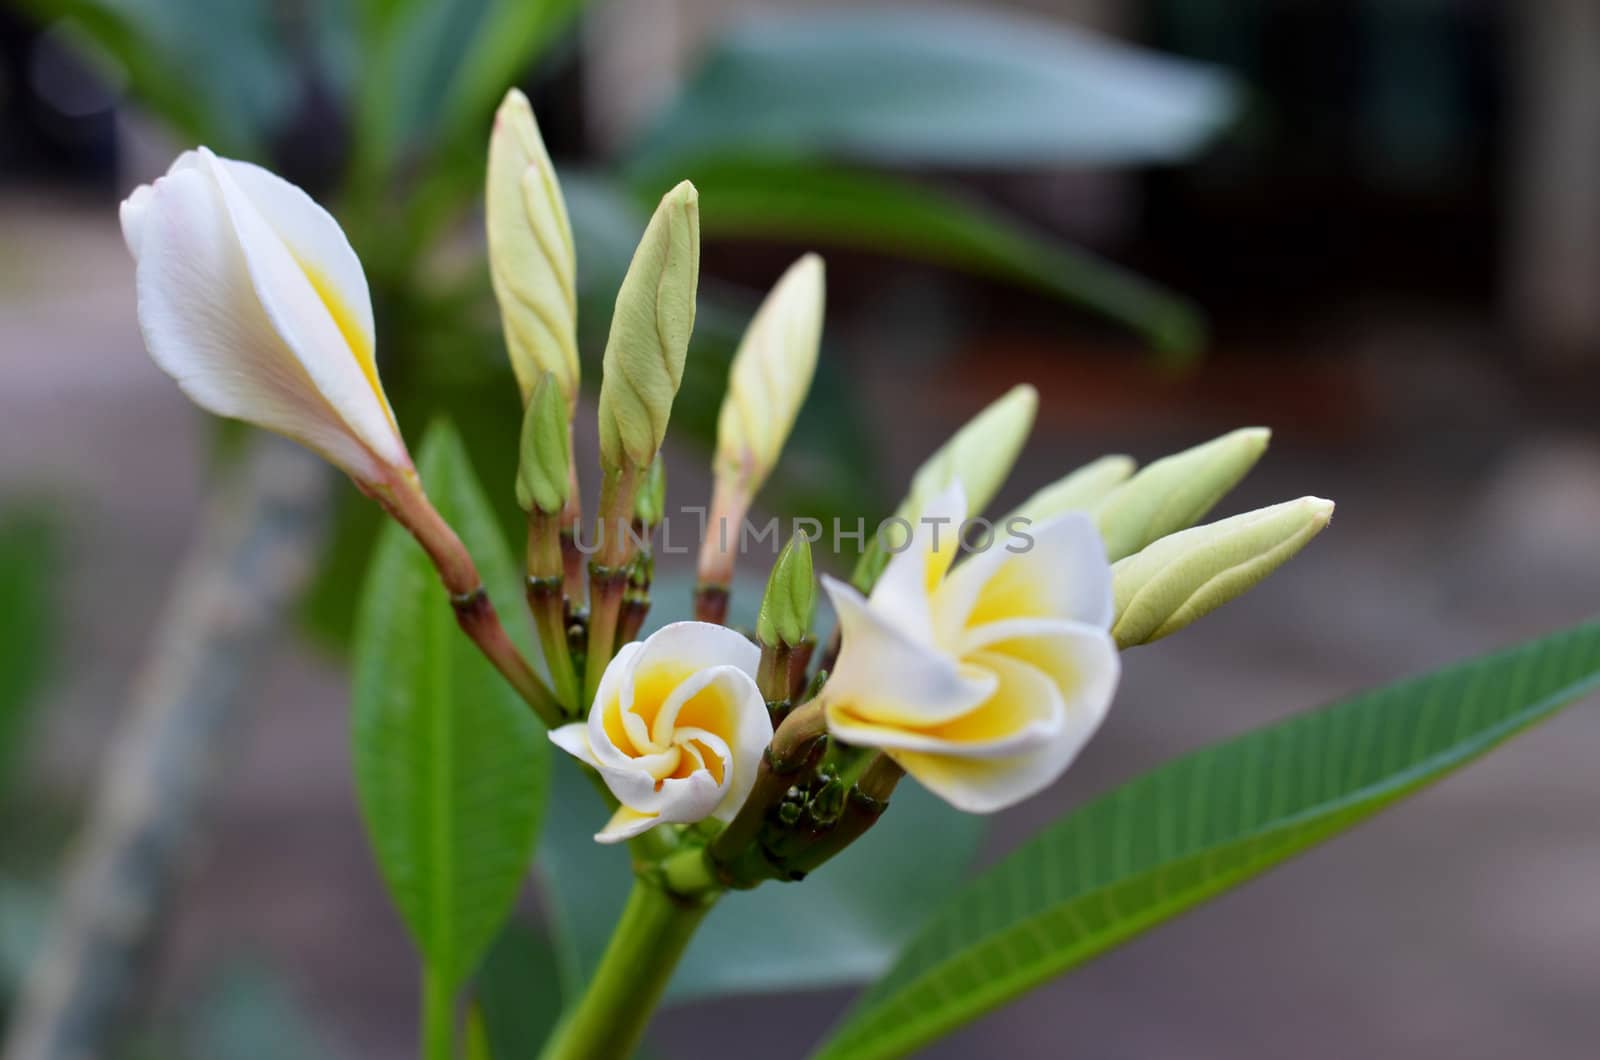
xmin=715 ymin=253 xmax=825 ymax=497
xmin=854 ymin=384 xmax=1037 ymax=589
xmin=487 ymin=89 xmax=578 ymax=406
xmin=515 ymin=373 xmax=571 ymax=515
xmin=1010 ymin=454 xmax=1136 ymax=524
xmin=597 ymin=180 xmax=700 ymax=475
xmin=758 ymin=533 xmax=816 ymax=648
xmin=1112 ymin=496 xmax=1334 ymax=648
xmin=633 ymin=454 xmax=667 ymax=530
xmin=1093 ymin=427 xmax=1270 ymax=562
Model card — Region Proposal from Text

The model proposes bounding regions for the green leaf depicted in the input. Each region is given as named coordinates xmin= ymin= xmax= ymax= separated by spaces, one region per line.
xmin=0 ymin=509 xmax=59 ymax=797
xmin=346 ymin=0 xmax=587 ymax=188
xmin=814 ymin=619 xmax=1600 ymax=1060
xmin=628 ymin=6 xmax=1237 ymax=171
xmin=351 ymin=423 xmax=548 ymax=990
xmin=641 ymin=161 xmax=1205 ymax=357
xmin=536 ymin=577 xmax=985 ymax=1003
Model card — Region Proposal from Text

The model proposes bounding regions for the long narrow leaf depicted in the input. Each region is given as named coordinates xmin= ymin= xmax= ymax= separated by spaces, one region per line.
xmin=641 ymin=161 xmax=1203 ymax=356
xmin=351 ymin=423 xmax=548 ymax=990
xmin=814 ymin=619 xmax=1600 ymax=1059
xmin=628 ymin=6 xmax=1236 ymax=171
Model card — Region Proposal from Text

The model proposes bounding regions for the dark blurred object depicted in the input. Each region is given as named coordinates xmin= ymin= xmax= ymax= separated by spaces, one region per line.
xmin=0 ymin=9 xmax=117 ymax=189
xmin=1147 ymin=0 xmax=1505 ymax=333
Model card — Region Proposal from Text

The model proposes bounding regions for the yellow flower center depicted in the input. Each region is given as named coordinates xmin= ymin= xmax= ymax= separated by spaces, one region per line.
xmin=602 ymin=662 xmax=737 ymax=788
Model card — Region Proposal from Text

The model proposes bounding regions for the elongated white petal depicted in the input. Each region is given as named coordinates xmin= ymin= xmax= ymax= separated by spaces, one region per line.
xmin=829 ymin=651 xmax=1063 ymax=758
xmin=200 ymin=151 xmax=404 ymax=467
xmin=596 ymin=805 xmax=660 ymax=844
xmin=548 ymin=722 xmax=594 ymax=765
xmin=869 ymin=482 xmax=967 ymax=643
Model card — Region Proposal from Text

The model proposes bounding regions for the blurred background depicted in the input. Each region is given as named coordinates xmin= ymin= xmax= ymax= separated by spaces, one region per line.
xmin=2 ymin=0 xmax=1598 ymax=1057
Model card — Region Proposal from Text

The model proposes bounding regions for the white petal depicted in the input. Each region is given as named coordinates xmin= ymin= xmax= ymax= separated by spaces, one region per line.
xmin=198 ymin=150 xmax=407 ymax=471
xmin=828 ymin=650 xmax=1063 ymax=758
xmin=595 ymin=805 xmax=661 ymax=844
xmin=548 ymin=722 xmax=596 ymax=766
xmin=869 ymin=482 xmax=968 ymax=643
xmin=935 ymin=511 xmax=1113 ymax=643
xmin=214 ymin=156 xmax=376 ymax=352
xmin=132 ymin=165 xmax=384 ymax=480
xmin=632 ymin=621 xmax=761 ymax=681
xmin=586 ymin=642 xmax=648 ymax=764
xmin=962 ymin=617 xmax=1121 ymax=717
xmin=822 ymin=575 xmax=994 ymax=728
xmin=893 ymin=629 xmax=1118 ymax=813
xmin=119 ymin=183 xmax=155 ymax=259
xmin=656 ymin=757 xmax=731 ymax=823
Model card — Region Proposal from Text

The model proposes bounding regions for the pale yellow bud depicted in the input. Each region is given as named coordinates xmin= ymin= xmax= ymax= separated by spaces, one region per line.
xmin=714 ymin=254 xmax=825 ymax=496
xmin=1112 ymin=496 xmax=1334 ymax=647
xmin=904 ymin=384 xmax=1038 ymax=521
xmin=1093 ymin=427 xmax=1270 ymax=562
xmin=487 ymin=88 xmax=578 ymax=406
xmin=853 ymin=384 xmax=1037 ymax=589
xmin=1010 ymin=454 xmax=1136 ymax=524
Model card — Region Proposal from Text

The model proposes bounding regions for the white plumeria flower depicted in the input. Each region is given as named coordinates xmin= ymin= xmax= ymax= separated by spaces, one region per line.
xmin=120 ymin=148 xmax=409 ymax=485
xmin=552 ymin=622 xmax=773 ymax=843
xmin=821 ymin=483 xmax=1120 ymax=813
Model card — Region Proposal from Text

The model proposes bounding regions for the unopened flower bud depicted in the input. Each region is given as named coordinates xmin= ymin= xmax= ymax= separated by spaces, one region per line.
xmin=1111 ymin=496 xmax=1334 ymax=648
xmin=1093 ymin=427 xmax=1270 ymax=562
xmin=515 ymin=373 xmax=571 ymax=516
xmin=1010 ymin=454 xmax=1135 ymax=524
xmin=487 ymin=89 xmax=578 ymax=406
xmin=854 ymin=384 xmax=1037 ymax=589
xmin=714 ymin=254 xmax=825 ymax=497
xmin=758 ymin=533 xmax=816 ymax=648
xmin=597 ymin=181 xmax=700 ymax=476
xmin=121 ymin=149 xmax=409 ymax=486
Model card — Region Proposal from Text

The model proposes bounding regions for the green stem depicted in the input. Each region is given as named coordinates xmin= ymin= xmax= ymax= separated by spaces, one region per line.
xmin=422 ymin=965 xmax=453 ymax=1060
xmin=541 ymin=882 xmax=713 ymax=1060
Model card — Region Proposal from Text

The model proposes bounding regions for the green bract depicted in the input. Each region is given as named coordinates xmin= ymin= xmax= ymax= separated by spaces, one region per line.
xmin=1092 ymin=426 xmax=1270 ymax=562
xmin=634 ymin=455 xmax=667 ymax=529
xmin=757 ymin=533 xmax=816 ymax=648
xmin=1112 ymin=497 xmax=1334 ymax=648
xmin=597 ymin=181 xmax=701 ymax=475
xmin=515 ymin=374 xmax=571 ymax=516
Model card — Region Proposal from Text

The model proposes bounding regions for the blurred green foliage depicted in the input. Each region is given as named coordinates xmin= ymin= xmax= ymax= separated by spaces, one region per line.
xmin=0 ymin=509 xmax=60 ymax=1030
xmin=0 ymin=510 xmax=58 ymax=805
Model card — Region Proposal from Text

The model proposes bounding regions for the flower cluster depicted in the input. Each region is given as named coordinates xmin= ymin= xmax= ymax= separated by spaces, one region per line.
xmin=121 ymin=90 xmax=1332 ymax=864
